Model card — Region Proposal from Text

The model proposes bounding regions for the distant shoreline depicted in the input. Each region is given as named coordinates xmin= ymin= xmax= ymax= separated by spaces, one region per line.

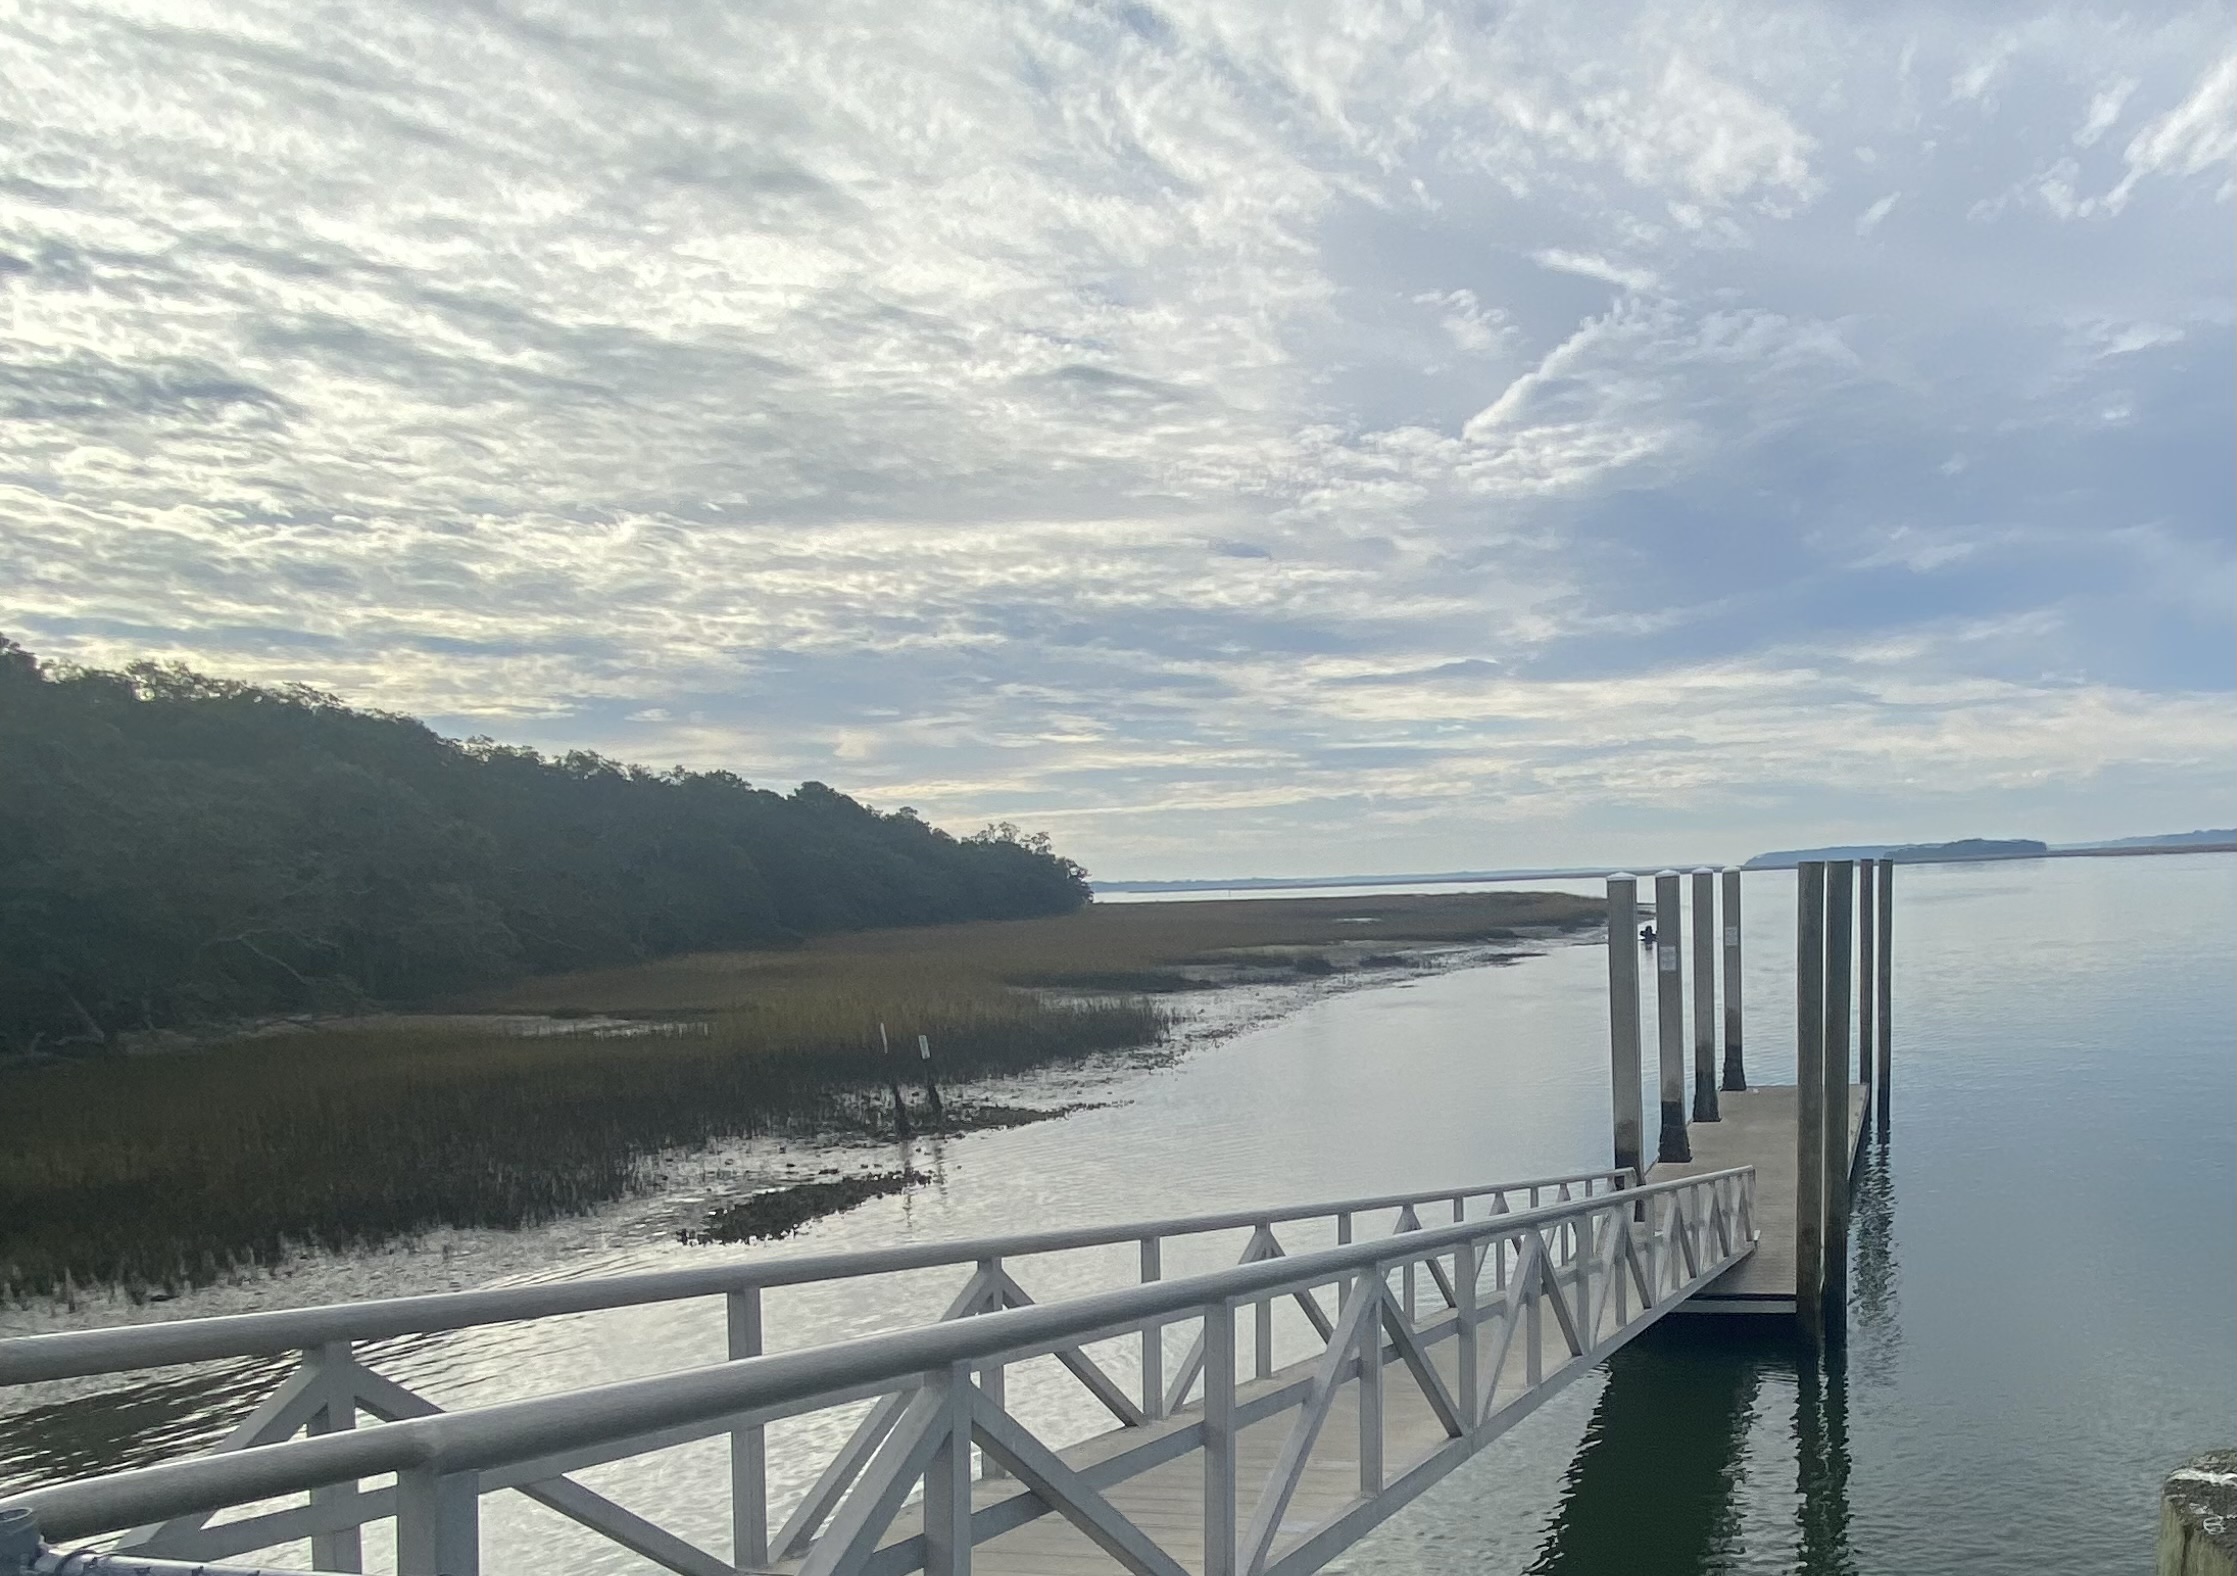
xmin=1093 ymin=839 xmax=2237 ymax=895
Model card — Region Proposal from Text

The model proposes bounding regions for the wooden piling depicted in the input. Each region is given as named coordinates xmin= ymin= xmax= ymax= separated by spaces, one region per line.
xmin=1822 ymin=861 xmax=1855 ymax=1324
xmin=1857 ymin=859 xmax=1877 ymax=1090
xmin=1690 ymin=868 xmax=1719 ymax=1121
xmin=1794 ymin=861 xmax=1826 ymax=1338
xmin=1605 ymin=874 xmax=1646 ymax=1179
xmin=918 ymin=1034 xmax=944 ymax=1123
xmin=876 ymin=1022 xmax=912 ymax=1139
xmin=1876 ymin=858 xmax=1893 ymax=1133
xmin=1654 ymin=870 xmax=1691 ymax=1163
xmin=1720 ymin=866 xmax=1746 ymax=1091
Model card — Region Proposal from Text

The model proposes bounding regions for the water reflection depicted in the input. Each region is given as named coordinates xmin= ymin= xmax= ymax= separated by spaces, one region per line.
xmin=1526 ymin=1329 xmax=1760 ymax=1575
xmin=1846 ymin=1145 xmax=1900 ymax=1383
xmin=1523 ymin=1135 xmax=1904 ymax=1574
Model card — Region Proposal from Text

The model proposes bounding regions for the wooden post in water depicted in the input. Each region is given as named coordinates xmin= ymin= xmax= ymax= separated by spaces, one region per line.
xmin=1857 ymin=859 xmax=1877 ymax=1091
xmin=1794 ymin=861 xmax=1827 ymax=1338
xmin=1690 ymin=868 xmax=1719 ymax=1121
xmin=1605 ymin=874 xmax=1646 ymax=1179
xmin=1720 ymin=866 xmax=1746 ymax=1090
xmin=876 ymin=1022 xmax=912 ymax=1139
xmin=918 ymin=1034 xmax=944 ymax=1123
xmin=1654 ymin=870 xmax=1691 ymax=1163
xmin=1822 ymin=862 xmax=1855 ymax=1326
xmin=1876 ymin=859 xmax=1893 ymax=1135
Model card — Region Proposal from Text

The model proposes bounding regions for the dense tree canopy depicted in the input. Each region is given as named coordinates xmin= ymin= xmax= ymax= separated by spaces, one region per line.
xmin=0 ymin=637 xmax=1090 ymax=1051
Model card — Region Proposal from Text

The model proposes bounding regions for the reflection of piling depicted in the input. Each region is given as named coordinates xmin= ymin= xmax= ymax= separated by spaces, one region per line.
xmin=876 ymin=1022 xmax=912 ymax=1139
xmin=917 ymin=1034 xmax=944 ymax=1123
xmin=1654 ymin=871 xmax=1691 ymax=1163
xmin=1605 ymin=874 xmax=1645 ymax=1179
xmin=1720 ymin=866 xmax=1746 ymax=1091
xmin=1795 ymin=861 xmax=1827 ymax=1341
xmin=1690 ymin=868 xmax=1719 ymax=1122
xmin=1528 ymin=1332 xmax=1762 ymax=1574
xmin=1822 ymin=862 xmax=1855 ymax=1332
xmin=1795 ymin=1343 xmax=1856 ymax=1570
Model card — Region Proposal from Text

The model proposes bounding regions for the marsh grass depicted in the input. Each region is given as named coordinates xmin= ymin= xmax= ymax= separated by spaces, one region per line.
xmin=1 ymin=991 xmax=1152 ymax=1300
xmin=471 ymin=889 xmax=1603 ymax=1013
xmin=2 ymin=890 xmax=1598 ymax=1300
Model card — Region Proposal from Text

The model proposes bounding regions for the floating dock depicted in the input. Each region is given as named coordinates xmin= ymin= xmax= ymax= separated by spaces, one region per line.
xmin=1656 ymin=1082 xmax=1868 ymax=1317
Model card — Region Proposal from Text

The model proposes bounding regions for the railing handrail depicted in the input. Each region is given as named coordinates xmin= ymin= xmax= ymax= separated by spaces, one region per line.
xmin=0 ymin=1167 xmax=1751 ymax=1544
xmin=0 ymin=1168 xmax=1636 ymax=1385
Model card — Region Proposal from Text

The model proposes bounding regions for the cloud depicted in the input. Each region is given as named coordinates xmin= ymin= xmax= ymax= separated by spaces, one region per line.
xmin=2073 ymin=79 xmax=2135 ymax=147
xmin=1530 ymin=250 xmax=1662 ymax=293
xmin=0 ymin=0 xmax=2230 ymax=876
xmin=2109 ymin=50 xmax=2237 ymax=208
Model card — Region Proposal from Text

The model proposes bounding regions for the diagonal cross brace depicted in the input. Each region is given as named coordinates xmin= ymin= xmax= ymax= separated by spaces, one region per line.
xmin=1236 ymin=1276 xmax=1385 ymax=1575
xmin=989 ymin=1267 xmax=1145 ymax=1428
xmin=972 ymin=1391 xmax=1191 ymax=1576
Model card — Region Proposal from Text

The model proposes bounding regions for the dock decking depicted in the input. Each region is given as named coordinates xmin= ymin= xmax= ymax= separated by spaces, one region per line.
xmin=1654 ymin=1082 xmax=1867 ymax=1315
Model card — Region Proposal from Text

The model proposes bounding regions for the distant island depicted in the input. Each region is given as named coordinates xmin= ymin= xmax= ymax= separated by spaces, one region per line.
xmin=2061 ymin=829 xmax=2237 ymax=852
xmin=1742 ymin=830 xmax=2235 ymax=869
xmin=1096 ymin=829 xmax=2235 ymax=893
xmin=1742 ymin=837 xmax=2048 ymax=868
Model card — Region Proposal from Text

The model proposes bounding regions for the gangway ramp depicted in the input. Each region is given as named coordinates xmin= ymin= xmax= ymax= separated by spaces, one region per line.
xmin=0 ymin=1167 xmax=1755 ymax=1576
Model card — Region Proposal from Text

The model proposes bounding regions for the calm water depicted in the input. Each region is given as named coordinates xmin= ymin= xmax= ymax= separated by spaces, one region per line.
xmin=4 ymin=854 xmax=2231 ymax=1573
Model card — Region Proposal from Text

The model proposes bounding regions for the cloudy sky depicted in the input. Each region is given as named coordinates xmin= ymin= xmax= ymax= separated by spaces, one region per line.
xmin=3 ymin=1 xmax=2231 ymax=878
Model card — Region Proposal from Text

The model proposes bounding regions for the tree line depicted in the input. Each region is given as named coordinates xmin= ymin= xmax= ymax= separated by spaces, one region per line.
xmin=0 ymin=636 xmax=1091 ymax=1052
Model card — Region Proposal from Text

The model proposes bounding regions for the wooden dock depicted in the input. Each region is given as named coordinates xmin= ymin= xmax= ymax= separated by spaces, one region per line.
xmin=1654 ymin=1082 xmax=1867 ymax=1316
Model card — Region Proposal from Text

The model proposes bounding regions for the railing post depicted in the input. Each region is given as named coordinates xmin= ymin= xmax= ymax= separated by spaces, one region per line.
xmin=727 ymin=1288 xmax=768 ymax=1569
xmin=1202 ymin=1301 xmax=1238 ymax=1576
xmin=396 ymin=1468 xmax=478 ymax=1576
xmin=1525 ymin=1243 xmax=1544 ymax=1386
xmin=1256 ymin=1272 xmax=1276 ymax=1384
xmin=1455 ymin=1240 xmax=1479 ymax=1429
xmin=921 ymin=1364 xmax=973 ymax=1576
xmin=1823 ymin=861 xmax=1855 ymax=1327
xmin=976 ymin=1257 xmax=1005 ymax=1481
xmin=1605 ymin=873 xmax=1646 ymax=1179
xmin=1721 ymin=865 xmax=1746 ymax=1090
xmin=1139 ymin=1237 xmax=1165 ymax=1421
xmin=1654 ymin=870 xmax=1691 ymax=1162
xmin=1795 ymin=860 xmax=1827 ymax=1341
xmin=1355 ymin=1273 xmax=1384 ymax=1495
xmin=1877 ymin=858 xmax=1894 ymax=1135
xmin=304 ymin=1342 xmax=363 ymax=1573
xmin=1691 ymin=867 xmax=1719 ymax=1121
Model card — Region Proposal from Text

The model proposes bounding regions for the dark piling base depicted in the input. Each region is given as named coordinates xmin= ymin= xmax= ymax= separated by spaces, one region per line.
xmin=1721 ymin=1045 xmax=1746 ymax=1092
xmin=1693 ymin=1084 xmax=1720 ymax=1122
xmin=1658 ymin=1102 xmax=1692 ymax=1163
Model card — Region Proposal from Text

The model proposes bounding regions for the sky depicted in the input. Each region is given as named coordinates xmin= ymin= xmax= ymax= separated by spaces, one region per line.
xmin=2 ymin=1 xmax=2232 ymax=880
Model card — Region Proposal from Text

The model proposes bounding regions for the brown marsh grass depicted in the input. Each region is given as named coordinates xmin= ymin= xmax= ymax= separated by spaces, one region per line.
xmin=2 ymin=890 xmax=1599 ymax=1299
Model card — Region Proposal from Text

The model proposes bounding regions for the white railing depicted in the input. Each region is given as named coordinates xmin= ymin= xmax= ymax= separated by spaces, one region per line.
xmin=0 ymin=1166 xmax=1753 ymax=1576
